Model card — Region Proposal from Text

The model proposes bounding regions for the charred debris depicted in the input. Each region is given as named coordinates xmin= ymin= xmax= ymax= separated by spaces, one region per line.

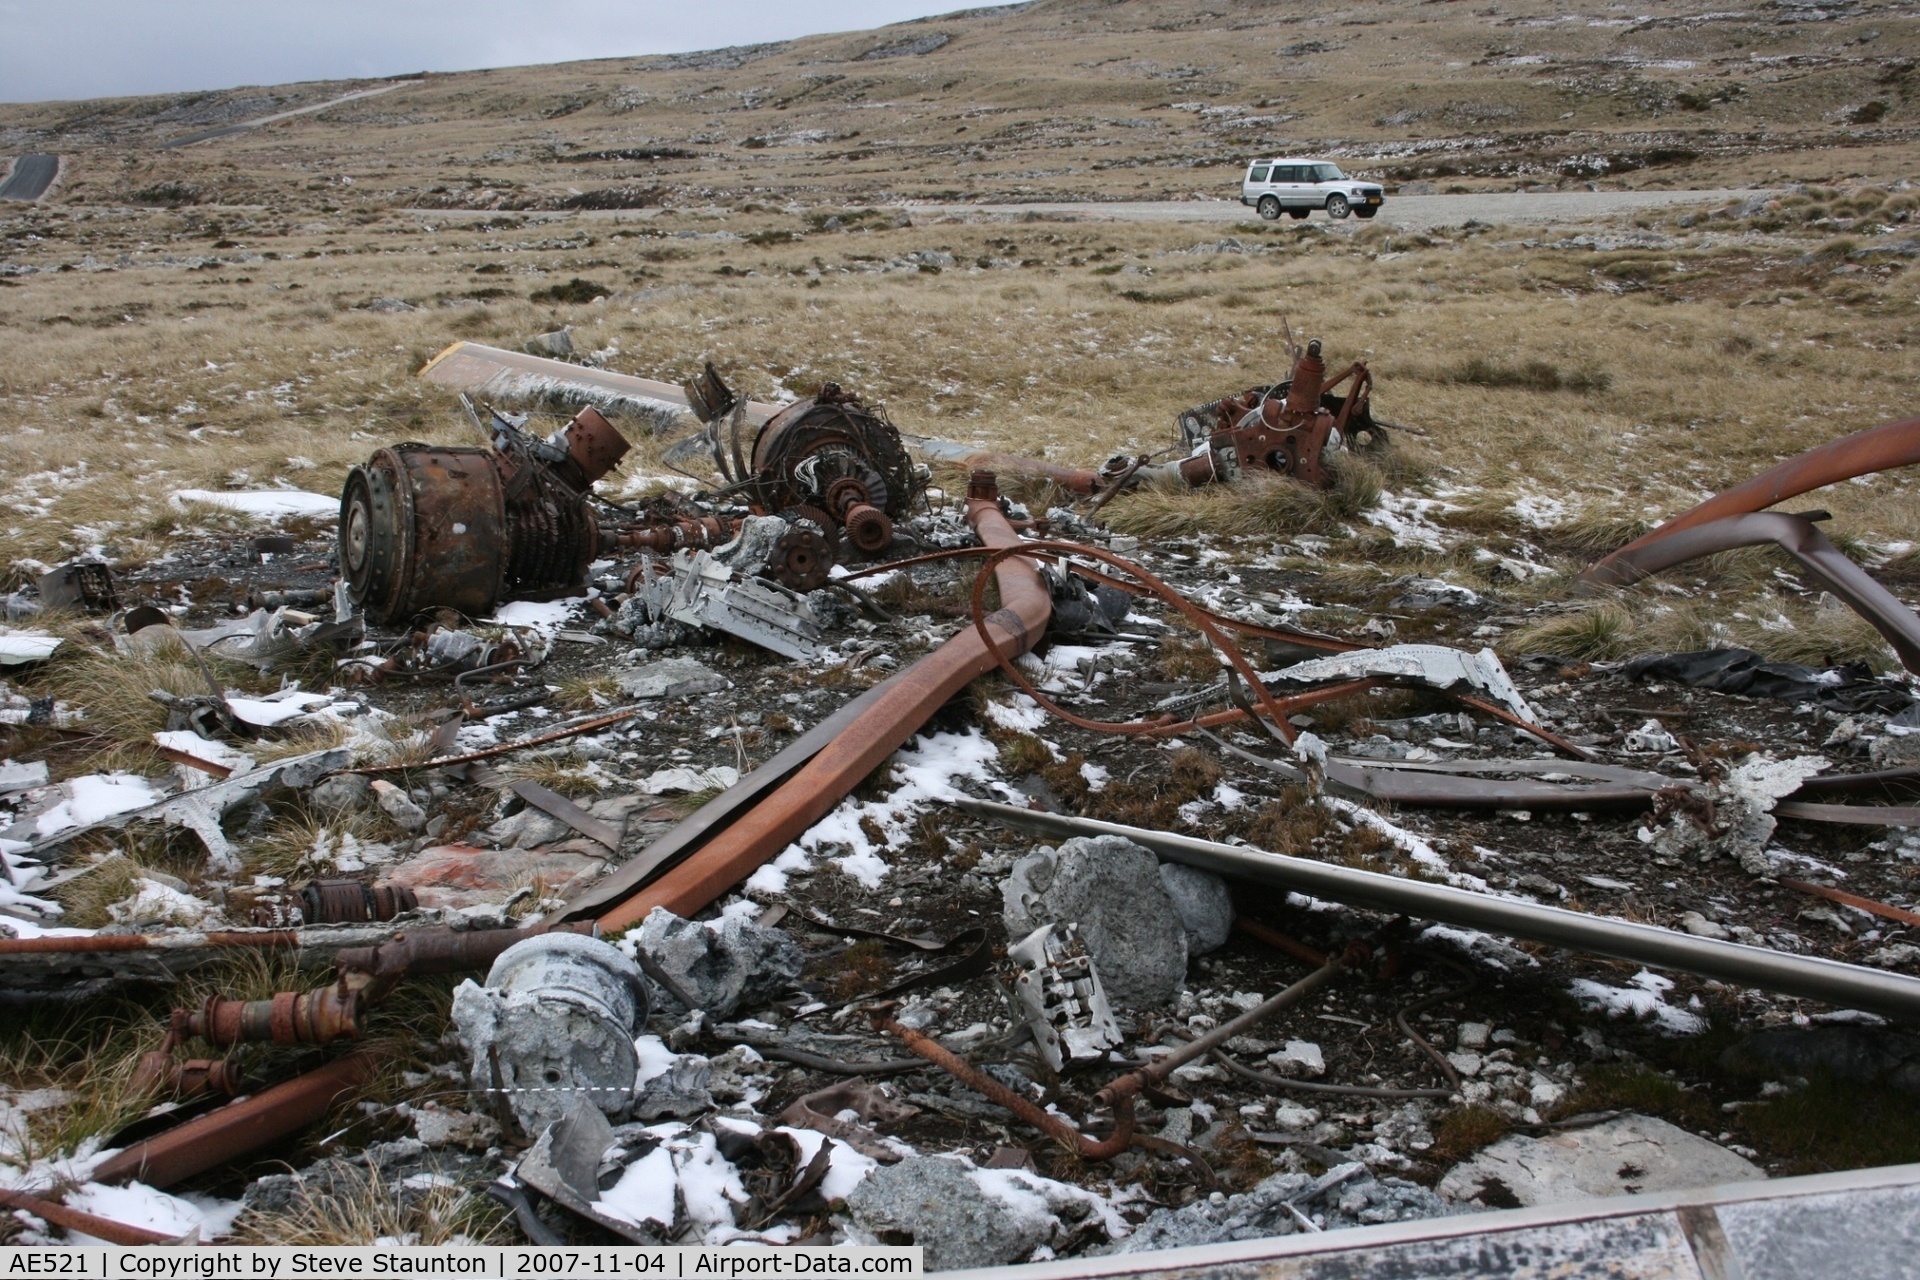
xmin=1 ymin=336 xmax=1919 ymax=1254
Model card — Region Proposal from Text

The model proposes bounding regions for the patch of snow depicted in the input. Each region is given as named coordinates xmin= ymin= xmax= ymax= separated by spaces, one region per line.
xmin=744 ymin=845 xmax=813 ymax=897
xmin=982 ymin=695 xmax=1047 ymax=733
xmin=1569 ymin=969 xmax=1706 ymax=1035
xmin=779 ymin=1126 xmax=879 ymax=1201
xmin=796 ymin=729 xmax=1004 ymax=888
xmin=489 ymin=599 xmax=580 ymax=631
xmin=170 ymin=489 xmax=337 ymax=521
xmin=32 ymin=774 xmax=161 ymax=838
xmin=597 ymin=1144 xmax=678 ymax=1228
xmin=1363 ymin=490 xmax=1456 ymax=550
xmin=1505 ymin=495 xmax=1566 ymax=529
xmin=65 ymin=1180 xmax=243 ymax=1242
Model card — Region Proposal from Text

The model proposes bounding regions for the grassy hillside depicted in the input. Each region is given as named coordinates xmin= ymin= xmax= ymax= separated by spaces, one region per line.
xmin=2 ymin=0 xmax=1917 ymax=213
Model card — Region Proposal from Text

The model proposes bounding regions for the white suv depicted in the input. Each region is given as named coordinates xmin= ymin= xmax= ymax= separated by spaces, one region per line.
xmin=1240 ymin=159 xmax=1384 ymax=220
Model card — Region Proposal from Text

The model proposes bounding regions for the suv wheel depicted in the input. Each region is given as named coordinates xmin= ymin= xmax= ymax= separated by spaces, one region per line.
xmin=1257 ymin=195 xmax=1281 ymax=220
xmin=1288 ymin=208 xmax=1309 ymax=220
xmin=1326 ymin=194 xmax=1351 ymax=219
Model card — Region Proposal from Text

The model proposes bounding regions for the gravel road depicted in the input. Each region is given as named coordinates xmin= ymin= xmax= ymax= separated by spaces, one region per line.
xmin=907 ymin=189 xmax=1764 ymax=231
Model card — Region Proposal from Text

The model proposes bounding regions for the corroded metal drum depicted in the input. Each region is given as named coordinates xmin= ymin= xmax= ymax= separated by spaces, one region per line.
xmin=339 ymin=443 xmax=598 ymax=625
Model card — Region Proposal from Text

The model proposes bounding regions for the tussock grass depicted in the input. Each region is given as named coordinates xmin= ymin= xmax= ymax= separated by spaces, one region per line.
xmin=1507 ymin=594 xmax=1894 ymax=669
xmin=554 ymin=673 xmax=620 ymax=711
xmin=29 ymin=637 xmax=263 ymax=767
xmin=1442 ymin=357 xmax=1612 ymax=394
xmin=500 ymin=751 xmax=606 ymax=796
xmin=228 ymin=1160 xmax=513 ymax=1246
xmin=1730 ymin=605 xmax=1897 ymax=672
xmin=1104 ymin=456 xmax=1384 ymax=540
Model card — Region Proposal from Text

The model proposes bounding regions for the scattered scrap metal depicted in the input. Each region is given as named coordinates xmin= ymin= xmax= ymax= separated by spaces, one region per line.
xmin=2 ymin=342 xmax=1920 ymax=1259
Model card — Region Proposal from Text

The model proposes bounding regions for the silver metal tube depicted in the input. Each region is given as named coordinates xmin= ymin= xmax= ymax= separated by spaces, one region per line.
xmin=955 ymin=798 xmax=1920 ymax=1023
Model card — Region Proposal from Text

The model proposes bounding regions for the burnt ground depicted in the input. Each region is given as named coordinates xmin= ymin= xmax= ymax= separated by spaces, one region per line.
xmin=11 ymin=484 xmax=1919 ymax=1249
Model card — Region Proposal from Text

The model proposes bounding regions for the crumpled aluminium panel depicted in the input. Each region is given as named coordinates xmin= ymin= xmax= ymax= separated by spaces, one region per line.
xmin=1009 ymin=921 xmax=1123 ymax=1073
xmin=635 ymin=549 xmax=822 ymax=661
xmin=1265 ymin=643 xmax=1537 ymax=723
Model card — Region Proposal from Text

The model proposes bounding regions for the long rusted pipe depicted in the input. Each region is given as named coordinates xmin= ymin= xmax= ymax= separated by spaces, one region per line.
xmin=0 ymin=930 xmax=300 ymax=957
xmin=593 ymin=479 xmax=1052 ymax=931
xmin=1583 ymin=415 xmax=1920 ymax=584
xmin=0 ymin=1188 xmax=186 ymax=1245
xmin=1579 ymin=511 xmax=1920 ymax=673
xmin=91 ymin=1049 xmax=384 ymax=1189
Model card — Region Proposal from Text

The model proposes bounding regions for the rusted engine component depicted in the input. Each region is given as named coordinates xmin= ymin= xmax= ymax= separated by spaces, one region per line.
xmin=1169 ymin=339 xmax=1379 ymax=490
xmin=92 ymin=1048 xmax=385 ymax=1189
xmin=38 ymin=560 xmax=117 ymax=613
xmin=725 ymin=383 xmax=919 ymax=552
xmin=1583 ymin=414 xmax=1920 ymax=585
xmin=1582 ymin=511 xmax=1920 ymax=674
xmin=340 ymin=404 xmax=630 ymax=626
xmin=129 ymin=1053 xmax=248 ymax=1102
xmin=301 ymin=878 xmax=419 ymax=924
xmin=340 ymin=443 xmax=592 ymax=625
xmin=767 ymin=513 xmax=835 ymax=592
xmin=177 ymin=987 xmax=366 ymax=1046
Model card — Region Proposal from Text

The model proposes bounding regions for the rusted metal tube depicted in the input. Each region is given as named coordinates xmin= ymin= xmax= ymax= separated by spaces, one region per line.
xmin=955 ymin=451 xmax=1103 ymax=495
xmin=1579 ymin=511 xmax=1920 ymax=673
xmin=91 ymin=1049 xmax=384 ymax=1189
xmin=1233 ymin=917 xmax=1330 ymax=966
xmin=878 ymin=1018 xmax=1135 ymax=1158
xmin=0 ymin=930 xmax=300 ymax=958
xmin=593 ymin=482 xmax=1052 ymax=931
xmin=334 ymin=921 xmax=593 ymax=1000
xmin=1098 ymin=957 xmax=1351 ymax=1107
xmin=1584 ymin=415 xmax=1920 ymax=584
xmin=1779 ymin=877 xmax=1920 ymax=928
xmin=0 ymin=1188 xmax=184 ymax=1245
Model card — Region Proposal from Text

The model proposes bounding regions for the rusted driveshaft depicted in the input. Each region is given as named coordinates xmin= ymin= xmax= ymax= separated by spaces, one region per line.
xmin=874 ymin=1015 xmax=1136 ymax=1158
xmin=1098 ymin=953 xmax=1356 ymax=1108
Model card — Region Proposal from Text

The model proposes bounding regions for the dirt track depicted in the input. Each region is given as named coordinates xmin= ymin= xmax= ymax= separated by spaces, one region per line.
xmin=907 ymin=189 xmax=1767 ymax=231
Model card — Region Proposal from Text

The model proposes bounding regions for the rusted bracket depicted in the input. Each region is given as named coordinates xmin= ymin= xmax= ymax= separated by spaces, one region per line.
xmin=1580 ymin=511 xmax=1920 ymax=674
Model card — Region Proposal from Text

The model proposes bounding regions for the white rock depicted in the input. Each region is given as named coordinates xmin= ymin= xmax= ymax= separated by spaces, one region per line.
xmin=1437 ymin=1114 xmax=1763 ymax=1206
xmin=1680 ymin=911 xmax=1730 ymax=940
xmin=1265 ymin=1040 xmax=1326 ymax=1078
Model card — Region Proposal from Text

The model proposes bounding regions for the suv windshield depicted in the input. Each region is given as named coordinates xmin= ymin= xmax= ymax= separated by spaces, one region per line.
xmin=1309 ymin=164 xmax=1346 ymax=183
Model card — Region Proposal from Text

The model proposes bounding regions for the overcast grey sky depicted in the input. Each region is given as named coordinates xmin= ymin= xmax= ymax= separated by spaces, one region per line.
xmin=0 ymin=1 xmax=979 ymax=104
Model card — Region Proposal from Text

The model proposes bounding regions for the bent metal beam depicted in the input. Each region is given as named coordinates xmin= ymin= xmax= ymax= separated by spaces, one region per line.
xmin=1583 ymin=414 xmax=1920 ymax=585
xmin=590 ymin=474 xmax=1052 ymax=931
xmin=1579 ymin=511 xmax=1920 ymax=673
